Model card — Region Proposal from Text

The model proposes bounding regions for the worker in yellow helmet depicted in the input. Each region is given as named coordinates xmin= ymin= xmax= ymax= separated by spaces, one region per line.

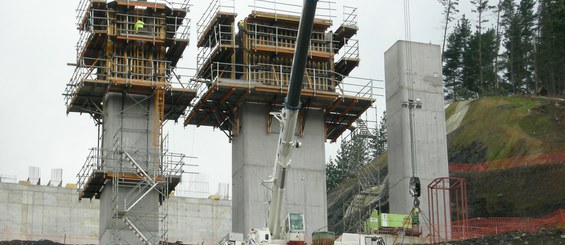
xmin=135 ymin=19 xmax=144 ymax=33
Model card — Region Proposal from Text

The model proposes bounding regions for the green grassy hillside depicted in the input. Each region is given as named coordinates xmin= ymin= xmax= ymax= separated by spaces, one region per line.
xmin=447 ymin=96 xmax=565 ymax=167
xmin=327 ymin=96 xmax=565 ymax=233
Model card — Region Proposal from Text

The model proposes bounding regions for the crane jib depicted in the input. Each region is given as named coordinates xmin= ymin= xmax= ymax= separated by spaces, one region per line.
xmin=285 ymin=0 xmax=319 ymax=110
xmin=266 ymin=0 xmax=319 ymax=240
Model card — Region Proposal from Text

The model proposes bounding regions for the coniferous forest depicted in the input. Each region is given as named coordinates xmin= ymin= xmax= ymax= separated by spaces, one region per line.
xmin=440 ymin=0 xmax=565 ymax=101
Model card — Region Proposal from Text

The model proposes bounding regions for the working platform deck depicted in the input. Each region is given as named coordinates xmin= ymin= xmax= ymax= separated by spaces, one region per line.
xmin=184 ymin=79 xmax=372 ymax=141
xmin=66 ymin=79 xmax=196 ymax=121
xmin=197 ymin=12 xmax=237 ymax=47
xmin=333 ymin=24 xmax=358 ymax=52
xmin=79 ymin=169 xmax=181 ymax=200
xmin=335 ymin=57 xmax=360 ymax=78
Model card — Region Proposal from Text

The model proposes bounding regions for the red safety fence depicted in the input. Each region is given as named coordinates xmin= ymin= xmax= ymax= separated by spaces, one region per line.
xmin=451 ymin=209 xmax=565 ymax=240
xmin=449 ymin=152 xmax=565 ymax=173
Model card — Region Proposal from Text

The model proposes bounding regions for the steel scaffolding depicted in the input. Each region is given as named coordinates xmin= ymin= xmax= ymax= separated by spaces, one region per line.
xmin=68 ymin=1 xmax=195 ymax=244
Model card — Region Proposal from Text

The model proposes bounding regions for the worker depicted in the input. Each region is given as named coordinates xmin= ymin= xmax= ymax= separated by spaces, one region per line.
xmin=411 ymin=207 xmax=420 ymax=225
xmin=134 ymin=19 xmax=144 ymax=33
xmin=238 ymin=20 xmax=246 ymax=34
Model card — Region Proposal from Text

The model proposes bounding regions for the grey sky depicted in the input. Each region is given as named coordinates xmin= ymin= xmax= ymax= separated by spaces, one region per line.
xmin=0 ymin=0 xmax=444 ymax=194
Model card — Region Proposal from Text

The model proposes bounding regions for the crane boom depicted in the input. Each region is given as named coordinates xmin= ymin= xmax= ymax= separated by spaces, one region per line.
xmin=266 ymin=0 xmax=319 ymax=240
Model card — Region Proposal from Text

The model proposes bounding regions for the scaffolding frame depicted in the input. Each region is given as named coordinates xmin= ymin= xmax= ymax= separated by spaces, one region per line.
xmin=77 ymin=145 xmax=187 ymax=244
xmin=69 ymin=1 xmax=194 ymax=244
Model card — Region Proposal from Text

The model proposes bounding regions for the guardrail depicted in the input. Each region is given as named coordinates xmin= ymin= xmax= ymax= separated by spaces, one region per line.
xmin=250 ymin=0 xmax=336 ymax=21
xmin=244 ymin=22 xmax=332 ymax=54
xmin=75 ymin=1 xmax=191 ymax=60
xmin=197 ymin=24 xmax=236 ymax=70
xmin=76 ymin=0 xmax=190 ymax=29
xmin=65 ymin=56 xmax=198 ymax=107
xmin=197 ymin=62 xmax=382 ymax=100
xmin=336 ymin=38 xmax=359 ymax=62
xmin=196 ymin=0 xmax=235 ymax=42
xmin=342 ymin=6 xmax=358 ymax=27
xmin=76 ymin=147 xmax=188 ymax=193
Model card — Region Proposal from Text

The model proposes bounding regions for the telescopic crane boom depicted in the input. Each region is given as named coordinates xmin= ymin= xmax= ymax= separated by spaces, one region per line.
xmin=265 ymin=0 xmax=319 ymax=240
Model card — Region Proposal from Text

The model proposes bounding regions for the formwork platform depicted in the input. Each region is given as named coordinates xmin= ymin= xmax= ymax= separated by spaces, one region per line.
xmin=66 ymin=79 xmax=195 ymax=121
xmin=68 ymin=0 xmax=195 ymax=122
xmin=186 ymin=1 xmax=368 ymax=141
xmin=184 ymin=79 xmax=372 ymax=141
xmin=79 ymin=170 xmax=181 ymax=200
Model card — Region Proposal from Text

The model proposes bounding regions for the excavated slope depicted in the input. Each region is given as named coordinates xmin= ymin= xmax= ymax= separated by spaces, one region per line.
xmin=327 ymin=96 xmax=565 ymax=233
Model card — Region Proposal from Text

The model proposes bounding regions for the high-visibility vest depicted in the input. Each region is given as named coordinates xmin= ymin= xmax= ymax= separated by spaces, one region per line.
xmin=135 ymin=20 xmax=144 ymax=31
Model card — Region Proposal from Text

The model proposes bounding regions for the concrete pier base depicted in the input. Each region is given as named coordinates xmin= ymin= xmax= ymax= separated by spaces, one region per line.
xmin=232 ymin=103 xmax=328 ymax=242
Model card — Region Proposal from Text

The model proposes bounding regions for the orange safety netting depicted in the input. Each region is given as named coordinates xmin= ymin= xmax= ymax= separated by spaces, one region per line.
xmin=450 ymin=209 xmax=565 ymax=240
xmin=449 ymin=152 xmax=565 ymax=173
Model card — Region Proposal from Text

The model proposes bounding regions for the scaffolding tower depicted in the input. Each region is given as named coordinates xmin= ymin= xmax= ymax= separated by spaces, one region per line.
xmin=184 ymin=0 xmax=375 ymax=143
xmin=65 ymin=0 xmax=196 ymax=244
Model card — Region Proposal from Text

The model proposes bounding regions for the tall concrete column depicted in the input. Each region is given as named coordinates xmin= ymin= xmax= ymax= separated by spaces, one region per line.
xmin=99 ymin=92 xmax=160 ymax=244
xmin=384 ymin=41 xmax=450 ymax=237
xmin=232 ymin=103 xmax=327 ymax=242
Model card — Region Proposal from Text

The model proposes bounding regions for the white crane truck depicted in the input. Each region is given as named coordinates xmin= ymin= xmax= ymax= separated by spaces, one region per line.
xmin=221 ymin=1 xmax=320 ymax=245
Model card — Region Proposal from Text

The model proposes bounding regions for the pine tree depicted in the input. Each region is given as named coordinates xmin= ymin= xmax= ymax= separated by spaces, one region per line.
xmin=326 ymin=134 xmax=370 ymax=191
xmin=370 ymin=111 xmax=387 ymax=159
xmin=500 ymin=0 xmax=522 ymax=93
xmin=470 ymin=0 xmax=497 ymax=86
xmin=517 ymin=0 xmax=537 ymax=93
xmin=439 ymin=0 xmax=461 ymax=60
xmin=444 ymin=15 xmax=473 ymax=100
xmin=536 ymin=0 xmax=564 ymax=96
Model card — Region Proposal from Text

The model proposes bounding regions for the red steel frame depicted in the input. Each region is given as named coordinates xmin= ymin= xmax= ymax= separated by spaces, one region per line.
xmin=428 ymin=177 xmax=469 ymax=243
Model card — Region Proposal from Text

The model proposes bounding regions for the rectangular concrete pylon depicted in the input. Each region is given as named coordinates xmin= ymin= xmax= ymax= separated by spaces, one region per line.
xmin=232 ymin=103 xmax=328 ymax=242
xmin=99 ymin=92 xmax=160 ymax=245
xmin=384 ymin=41 xmax=450 ymax=237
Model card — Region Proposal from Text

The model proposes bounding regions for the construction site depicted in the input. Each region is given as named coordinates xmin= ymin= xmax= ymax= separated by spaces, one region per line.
xmin=0 ymin=0 xmax=564 ymax=245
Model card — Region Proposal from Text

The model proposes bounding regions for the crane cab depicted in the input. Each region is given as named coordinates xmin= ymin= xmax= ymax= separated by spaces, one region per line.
xmin=282 ymin=213 xmax=305 ymax=242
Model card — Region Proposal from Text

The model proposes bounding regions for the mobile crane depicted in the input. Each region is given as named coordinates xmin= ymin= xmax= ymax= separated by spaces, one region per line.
xmin=247 ymin=0 xmax=319 ymax=244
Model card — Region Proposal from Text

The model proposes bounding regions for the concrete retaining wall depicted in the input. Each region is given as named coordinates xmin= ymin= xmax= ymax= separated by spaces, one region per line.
xmin=0 ymin=182 xmax=231 ymax=244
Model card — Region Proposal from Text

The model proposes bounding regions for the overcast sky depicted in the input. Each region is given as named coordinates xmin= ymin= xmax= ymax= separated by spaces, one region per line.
xmin=0 ymin=0 xmax=446 ymax=195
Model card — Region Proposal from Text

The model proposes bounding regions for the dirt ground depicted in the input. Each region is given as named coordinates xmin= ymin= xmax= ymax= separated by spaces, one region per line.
xmin=0 ymin=240 xmax=64 ymax=245
xmin=436 ymin=229 xmax=565 ymax=245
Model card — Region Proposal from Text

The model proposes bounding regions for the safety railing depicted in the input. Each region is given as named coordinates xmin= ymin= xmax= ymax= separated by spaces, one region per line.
xmin=75 ymin=1 xmax=191 ymax=60
xmin=76 ymin=0 xmax=92 ymax=29
xmin=197 ymin=62 xmax=381 ymax=100
xmin=342 ymin=6 xmax=358 ymax=27
xmin=65 ymin=56 xmax=188 ymax=107
xmin=169 ymin=66 xmax=202 ymax=91
xmin=243 ymin=22 xmax=332 ymax=55
xmin=114 ymin=13 xmax=167 ymax=41
xmin=196 ymin=0 xmax=235 ymax=42
xmin=250 ymin=0 xmax=336 ymax=21
xmin=76 ymin=148 xmax=100 ymax=194
xmin=335 ymin=76 xmax=383 ymax=100
xmin=169 ymin=14 xmax=191 ymax=41
xmin=76 ymin=0 xmax=190 ymax=28
xmin=197 ymin=24 xmax=236 ymax=70
xmin=336 ymin=38 xmax=360 ymax=61
xmin=76 ymin=147 xmax=188 ymax=194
